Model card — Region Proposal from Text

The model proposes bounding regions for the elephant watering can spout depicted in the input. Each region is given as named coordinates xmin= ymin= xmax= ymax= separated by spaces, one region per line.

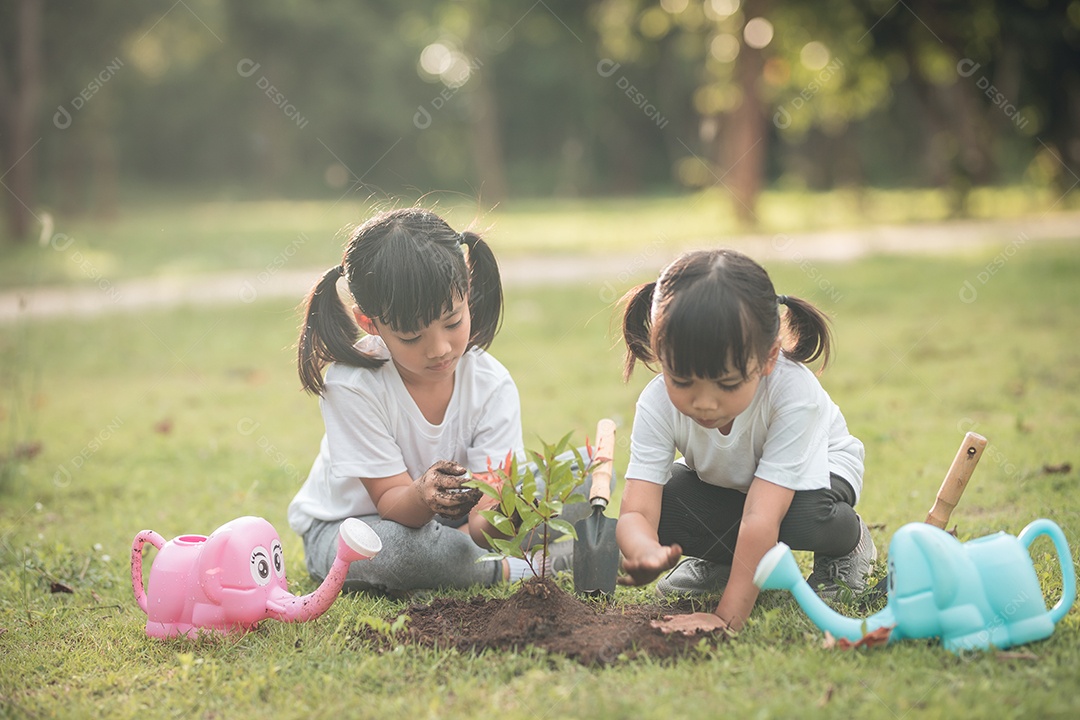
xmin=754 ymin=543 xmax=884 ymax=643
xmin=268 ymin=518 xmax=382 ymax=624
xmin=131 ymin=516 xmax=381 ymax=639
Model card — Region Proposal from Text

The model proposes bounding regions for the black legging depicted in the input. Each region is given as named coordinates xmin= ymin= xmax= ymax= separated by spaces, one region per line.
xmin=656 ymin=463 xmax=860 ymax=564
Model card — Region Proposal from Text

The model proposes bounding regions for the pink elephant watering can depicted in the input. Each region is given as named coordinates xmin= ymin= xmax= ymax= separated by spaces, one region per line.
xmin=131 ymin=516 xmax=380 ymax=639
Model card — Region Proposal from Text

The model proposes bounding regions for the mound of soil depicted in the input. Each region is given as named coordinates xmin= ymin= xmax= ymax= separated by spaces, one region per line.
xmin=369 ymin=578 xmax=724 ymax=666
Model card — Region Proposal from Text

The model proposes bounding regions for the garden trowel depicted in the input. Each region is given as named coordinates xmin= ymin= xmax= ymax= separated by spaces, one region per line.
xmin=573 ymin=418 xmax=619 ymax=596
xmin=861 ymin=431 xmax=987 ymax=603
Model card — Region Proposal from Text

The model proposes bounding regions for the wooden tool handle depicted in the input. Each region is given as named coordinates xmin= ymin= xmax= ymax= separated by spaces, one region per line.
xmin=925 ymin=432 xmax=987 ymax=529
xmin=590 ymin=418 xmax=617 ymax=505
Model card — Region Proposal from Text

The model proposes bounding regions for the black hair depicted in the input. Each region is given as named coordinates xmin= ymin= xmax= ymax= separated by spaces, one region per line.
xmin=621 ymin=249 xmax=832 ymax=381
xmin=298 ymin=208 xmax=503 ymax=394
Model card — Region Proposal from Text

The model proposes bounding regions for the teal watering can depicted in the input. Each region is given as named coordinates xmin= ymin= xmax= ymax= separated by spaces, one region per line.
xmin=754 ymin=519 xmax=1076 ymax=653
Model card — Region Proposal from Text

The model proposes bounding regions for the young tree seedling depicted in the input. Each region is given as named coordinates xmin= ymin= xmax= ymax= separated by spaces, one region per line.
xmin=465 ymin=433 xmax=594 ymax=581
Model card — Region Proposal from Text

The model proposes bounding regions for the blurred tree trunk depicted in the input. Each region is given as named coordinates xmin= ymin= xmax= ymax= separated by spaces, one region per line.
xmin=0 ymin=0 xmax=42 ymax=241
xmin=905 ymin=0 xmax=997 ymax=215
xmin=718 ymin=0 xmax=768 ymax=226
xmin=1049 ymin=70 xmax=1080 ymax=197
xmin=466 ymin=65 xmax=507 ymax=204
xmin=89 ymin=105 xmax=119 ymax=220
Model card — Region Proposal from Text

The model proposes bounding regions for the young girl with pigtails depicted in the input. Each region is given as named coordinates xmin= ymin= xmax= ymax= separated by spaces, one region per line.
xmin=615 ymin=249 xmax=876 ymax=635
xmin=287 ymin=207 xmax=535 ymax=595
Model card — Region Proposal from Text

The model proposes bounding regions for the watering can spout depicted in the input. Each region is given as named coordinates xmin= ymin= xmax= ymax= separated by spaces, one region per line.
xmin=755 ymin=543 xmax=885 ymax=642
xmin=270 ymin=518 xmax=383 ymax=624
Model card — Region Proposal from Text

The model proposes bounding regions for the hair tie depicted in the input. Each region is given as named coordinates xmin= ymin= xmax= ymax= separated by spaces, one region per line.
xmin=777 ymin=294 xmax=789 ymax=305
xmin=337 ymin=264 xmax=346 ymax=277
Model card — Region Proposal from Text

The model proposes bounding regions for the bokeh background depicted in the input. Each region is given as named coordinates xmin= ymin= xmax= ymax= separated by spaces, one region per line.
xmin=2 ymin=0 xmax=1078 ymax=241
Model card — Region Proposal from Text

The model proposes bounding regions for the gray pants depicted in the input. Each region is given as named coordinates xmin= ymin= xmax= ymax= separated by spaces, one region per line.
xmin=302 ymin=449 xmax=609 ymax=595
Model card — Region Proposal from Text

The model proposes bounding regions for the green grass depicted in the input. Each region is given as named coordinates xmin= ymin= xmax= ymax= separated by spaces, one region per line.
xmin=2 ymin=236 xmax=1080 ymax=718
xmin=2 ymin=185 xmax=1074 ymax=289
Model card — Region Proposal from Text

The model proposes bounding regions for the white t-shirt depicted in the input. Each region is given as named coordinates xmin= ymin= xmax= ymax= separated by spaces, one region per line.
xmin=625 ymin=355 xmax=864 ymax=500
xmin=287 ymin=336 xmax=523 ymax=535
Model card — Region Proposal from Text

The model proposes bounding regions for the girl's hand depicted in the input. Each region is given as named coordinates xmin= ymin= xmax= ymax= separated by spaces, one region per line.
xmin=415 ymin=460 xmax=482 ymax=519
xmin=617 ymin=543 xmax=683 ymax=586
xmin=650 ymin=612 xmax=731 ymax=637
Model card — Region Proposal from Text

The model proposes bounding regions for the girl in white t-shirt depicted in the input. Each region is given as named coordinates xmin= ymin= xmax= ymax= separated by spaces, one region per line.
xmin=288 ymin=208 xmax=529 ymax=595
xmin=616 ymin=249 xmax=876 ymax=635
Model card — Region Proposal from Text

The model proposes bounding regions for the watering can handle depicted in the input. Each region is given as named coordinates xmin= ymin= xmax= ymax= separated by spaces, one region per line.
xmin=1017 ymin=519 xmax=1077 ymax=625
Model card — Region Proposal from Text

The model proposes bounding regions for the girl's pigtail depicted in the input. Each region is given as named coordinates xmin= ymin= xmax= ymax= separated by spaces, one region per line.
xmin=297 ymin=265 xmax=382 ymax=395
xmin=621 ymin=282 xmax=658 ymax=380
xmin=462 ymin=231 xmax=503 ymax=350
xmin=779 ymin=295 xmax=833 ymax=370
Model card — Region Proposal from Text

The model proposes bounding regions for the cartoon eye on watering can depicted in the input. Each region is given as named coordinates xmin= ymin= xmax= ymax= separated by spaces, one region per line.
xmin=131 ymin=516 xmax=380 ymax=639
xmin=754 ymin=519 xmax=1076 ymax=653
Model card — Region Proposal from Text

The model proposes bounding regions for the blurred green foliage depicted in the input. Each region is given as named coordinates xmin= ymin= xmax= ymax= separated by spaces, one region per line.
xmin=1 ymin=0 xmax=1078 ymax=242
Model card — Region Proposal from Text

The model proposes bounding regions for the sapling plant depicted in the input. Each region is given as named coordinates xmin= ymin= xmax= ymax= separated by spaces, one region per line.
xmin=465 ymin=433 xmax=595 ymax=581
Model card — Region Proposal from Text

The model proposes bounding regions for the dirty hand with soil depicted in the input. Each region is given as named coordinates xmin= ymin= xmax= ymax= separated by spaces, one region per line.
xmin=618 ymin=543 xmax=683 ymax=586
xmin=415 ymin=460 xmax=482 ymax=519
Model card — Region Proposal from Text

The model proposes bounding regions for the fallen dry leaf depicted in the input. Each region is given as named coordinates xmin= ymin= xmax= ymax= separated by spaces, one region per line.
xmin=13 ymin=441 xmax=43 ymax=460
xmin=1042 ymin=462 xmax=1071 ymax=475
xmin=995 ymin=650 xmax=1040 ymax=662
xmin=822 ymin=625 xmax=893 ymax=650
xmin=649 ymin=612 xmax=730 ymax=637
xmin=818 ymin=683 xmax=835 ymax=708
xmin=153 ymin=419 xmax=173 ymax=435
xmin=49 ymin=581 xmax=74 ymax=594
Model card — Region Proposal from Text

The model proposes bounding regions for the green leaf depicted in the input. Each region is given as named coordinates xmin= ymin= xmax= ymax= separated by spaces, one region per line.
xmin=490 ymin=537 xmax=525 ymax=559
xmin=511 ymin=493 xmax=534 ymax=517
xmin=389 ymin=614 xmax=410 ymax=635
xmin=529 ymin=450 xmax=546 ymax=476
xmin=477 ymin=509 xmax=515 ymax=536
xmin=492 ymin=515 xmax=516 ymax=536
xmin=548 ymin=518 xmax=577 ymax=538
xmin=571 ymin=446 xmax=587 ymax=473
xmin=478 ymin=508 xmax=503 ymax=525
xmin=499 ymin=481 xmax=517 ymax=512
xmin=465 ymin=479 xmax=503 ymax=500
xmin=520 ymin=467 xmax=537 ymax=504
xmin=518 ymin=513 xmax=541 ymax=535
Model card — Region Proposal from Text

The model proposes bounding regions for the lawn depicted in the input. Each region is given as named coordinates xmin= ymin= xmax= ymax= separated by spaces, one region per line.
xmin=1 ymin=209 xmax=1079 ymax=718
xmin=0 ymin=184 xmax=1071 ymax=289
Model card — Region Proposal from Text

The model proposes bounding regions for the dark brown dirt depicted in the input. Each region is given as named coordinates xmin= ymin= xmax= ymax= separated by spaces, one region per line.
xmin=361 ymin=578 xmax=725 ymax=666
